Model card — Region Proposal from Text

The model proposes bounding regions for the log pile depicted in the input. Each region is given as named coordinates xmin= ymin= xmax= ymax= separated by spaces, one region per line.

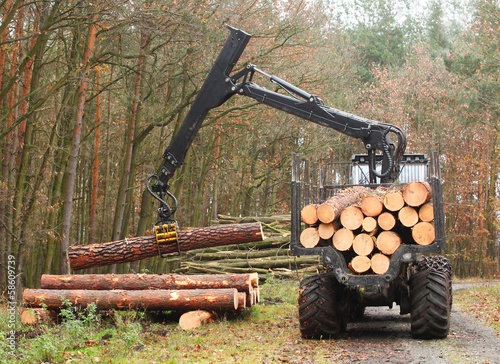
xmin=300 ymin=182 xmax=435 ymax=275
xmin=22 ymin=273 xmax=260 ymax=329
xmin=176 ymin=215 xmax=320 ymax=278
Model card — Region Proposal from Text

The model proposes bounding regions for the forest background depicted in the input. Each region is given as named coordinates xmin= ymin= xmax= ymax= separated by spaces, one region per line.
xmin=0 ymin=0 xmax=499 ymax=300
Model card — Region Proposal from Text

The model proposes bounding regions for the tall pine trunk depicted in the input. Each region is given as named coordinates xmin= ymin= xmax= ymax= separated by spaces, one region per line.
xmin=59 ymin=15 xmax=97 ymax=274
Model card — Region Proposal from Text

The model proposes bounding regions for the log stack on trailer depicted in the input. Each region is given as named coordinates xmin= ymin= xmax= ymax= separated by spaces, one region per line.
xmin=299 ymin=182 xmax=435 ymax=275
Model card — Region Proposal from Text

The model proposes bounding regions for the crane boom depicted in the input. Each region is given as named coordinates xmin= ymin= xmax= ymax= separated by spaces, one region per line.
xmin=148 ymin=26 xmax=406 ymax=222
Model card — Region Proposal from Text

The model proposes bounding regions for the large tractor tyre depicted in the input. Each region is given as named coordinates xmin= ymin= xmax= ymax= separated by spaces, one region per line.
xmin=298 ymin=273 xmax=345 ymax=339
xmin=410 ymin=256 xmax=452 ymax=339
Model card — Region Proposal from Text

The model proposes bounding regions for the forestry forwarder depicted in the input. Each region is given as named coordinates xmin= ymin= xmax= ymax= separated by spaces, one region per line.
xmin=148 ymin=27 xmax=452 ymax=339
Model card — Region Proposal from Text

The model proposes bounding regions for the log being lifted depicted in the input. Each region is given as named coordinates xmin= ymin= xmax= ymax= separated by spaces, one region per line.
xmin=68 ymin=223 xmax=264 ymax=270
xmin=40 ymin=273 xmax=258 ymax=294
xmin=23 ymin=288 xmax=239 ymax=311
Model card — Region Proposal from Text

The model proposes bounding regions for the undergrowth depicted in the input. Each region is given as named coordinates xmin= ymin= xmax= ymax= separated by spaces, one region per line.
xmin=454 ymin=283 xmax=500 ymax=335
xmin=0 ymin=277 xmax=344 ymax=364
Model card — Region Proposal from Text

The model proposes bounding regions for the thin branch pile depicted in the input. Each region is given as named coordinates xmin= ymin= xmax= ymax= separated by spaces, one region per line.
xmin=176 ymin=215 xmax=320 ymax=278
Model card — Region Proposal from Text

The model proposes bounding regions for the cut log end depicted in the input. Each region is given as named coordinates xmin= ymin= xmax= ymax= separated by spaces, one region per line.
xmin=376 ymin=231 xmax=401 ymax=255
xmin=340 ymin=206 xmax=364 ymax=230
xmin=362 ymin=216 xmax=378 ymax=234
xmin=412 ymin=222 xmax=435 ymax=245
xmin=316 ymin=204 xmax=335 ymax=224
xmin=398 ymin=206 xmax=419 ymax=227
xmin=318 ymin=223 xmax=337 ymax=240
xmin=360 ymin=195 xmax=383 ymax=217
xmin=371 ymin=253 xmax=390 ymax=275
xmin=403 ymin=181 xmax=431 ymax=207
xmin=378 ymin=212 xmax=396 ymax=231
xmin=179 ymin=310 xmax=217 ymax=330
xmin=300 ymin=227 xmax=320 ymax=248
xmin=350 ymin=256 xmax=371 ymax=273
xmin=352 ymin=233 xmax=374 ymax=256
xmin=20 ymin=308 xmax=57 ymax=325
xmin=332 ymin=228 xmax=355 ymax=251
xmin=301 ymin=204 xmax=318 ymax=225
xmin=418 ymin=203 xmax=434 ymax=222
xmin=383 ymin=190 xmax=405 ymax=212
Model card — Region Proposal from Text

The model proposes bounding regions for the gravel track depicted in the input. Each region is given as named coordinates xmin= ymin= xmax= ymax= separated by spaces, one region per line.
xmin=336 ymin=282 xmax=500 ymax=364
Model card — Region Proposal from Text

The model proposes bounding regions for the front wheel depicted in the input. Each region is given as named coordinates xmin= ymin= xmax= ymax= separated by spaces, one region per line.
xmin=298 ymin=273 xmax=345 ymax=339
xmin=410 ymin=256 xmax=452 ymax=339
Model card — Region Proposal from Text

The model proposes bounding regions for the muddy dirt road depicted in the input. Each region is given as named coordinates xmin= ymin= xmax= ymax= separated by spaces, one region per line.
xmin=336 ymin=282 xmax=500 ymax=364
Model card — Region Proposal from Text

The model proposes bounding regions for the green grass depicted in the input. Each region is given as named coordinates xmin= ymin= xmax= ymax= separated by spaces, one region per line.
xmin=453 ymin=283 xmax=500 ymax=335
xmin=0 ymin=277 xmax=344 ymax=364
xmin=7 ymin=278 xmax=498 ymax=363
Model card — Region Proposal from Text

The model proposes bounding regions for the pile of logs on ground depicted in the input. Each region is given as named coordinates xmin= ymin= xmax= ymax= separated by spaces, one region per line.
xmin=176 ymin=215 xmax=320 ymax=278
xmin=22 ymin=273 xmax=260 ymax=330
xmin=300 ymin=182 xmax=435 ymax=275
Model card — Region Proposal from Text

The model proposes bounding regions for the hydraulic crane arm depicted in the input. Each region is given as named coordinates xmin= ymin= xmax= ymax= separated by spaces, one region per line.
xmin=148 ymin=26 xmax=406 ymax=222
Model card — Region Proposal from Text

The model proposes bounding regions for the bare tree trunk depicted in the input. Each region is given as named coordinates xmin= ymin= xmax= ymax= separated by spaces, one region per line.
xmin=60 ymin=14 xmax=97 ymax=274
xmin=88 ymin=70 xmax=101 ymax=246
xmin=110 ymin=33 xmax=148 ymax=274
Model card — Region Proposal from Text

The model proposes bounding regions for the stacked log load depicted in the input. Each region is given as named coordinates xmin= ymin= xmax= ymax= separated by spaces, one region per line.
xmin=300 ymin=182 xmax=435 ymax=275
xmin=176 ymin=215 xmax=320 ymax=278
xmin=22 ymin=273 xmax=259 ymax=330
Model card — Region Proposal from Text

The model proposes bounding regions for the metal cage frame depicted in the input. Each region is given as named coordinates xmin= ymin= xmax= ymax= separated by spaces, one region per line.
xmin=290 ymin=151 xmax=446 ymax=287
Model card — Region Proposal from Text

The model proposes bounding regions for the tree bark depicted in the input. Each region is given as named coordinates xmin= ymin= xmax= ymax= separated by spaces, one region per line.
xmin=23 ymin=288 xmax=239 ymax=311
xmin=88 ymin=70 xmax=101 ymax=246
xmin=59 ymin=15 xmax=98 ymax=274
xmin=316 ymin=186 xmax=368 ymax=223
xmin=41 ymin=273 xmax=258 ymax=293
xmin=68 ymin=223 xmax=264 ymax=270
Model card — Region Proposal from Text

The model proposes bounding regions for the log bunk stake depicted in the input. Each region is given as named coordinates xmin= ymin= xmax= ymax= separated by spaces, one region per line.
xmin=299 ymin=183 xmax=436 ymax=275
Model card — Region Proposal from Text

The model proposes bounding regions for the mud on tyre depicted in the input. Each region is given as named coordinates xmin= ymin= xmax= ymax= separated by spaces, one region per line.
xmin=410 ymin=256 xmax=452 ymax=339
xmin=298 ymin=273 xmax=345 ymax=339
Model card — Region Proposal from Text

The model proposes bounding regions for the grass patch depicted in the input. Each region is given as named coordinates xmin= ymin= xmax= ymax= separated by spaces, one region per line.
xmin=454 ymin=283 xmax=500 ymax=334
xmin=0 ymin=277 xmax=345 ymax=364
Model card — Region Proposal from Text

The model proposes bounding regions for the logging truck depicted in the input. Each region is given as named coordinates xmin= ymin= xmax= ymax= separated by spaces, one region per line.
xmin=147 ymin=27 xmax=452 ymax=339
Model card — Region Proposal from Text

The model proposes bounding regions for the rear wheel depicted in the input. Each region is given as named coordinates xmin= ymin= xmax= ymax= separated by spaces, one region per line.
xmin=298 ymin=273 xmax=345 ymax=339
xmin=410 ymin=256 xmax=452 ymax=339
